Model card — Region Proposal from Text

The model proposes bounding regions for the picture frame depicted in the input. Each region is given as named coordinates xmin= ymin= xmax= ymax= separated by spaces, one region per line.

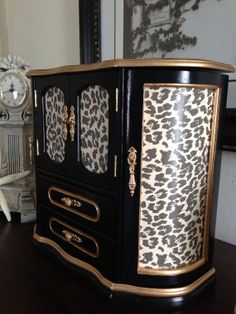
xmin=79 ymin=0 xmax=101 ymax=64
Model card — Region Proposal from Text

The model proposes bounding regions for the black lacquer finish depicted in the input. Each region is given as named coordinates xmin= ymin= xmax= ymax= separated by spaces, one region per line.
xmin=29 ymin=60 xmax=231 ymax=310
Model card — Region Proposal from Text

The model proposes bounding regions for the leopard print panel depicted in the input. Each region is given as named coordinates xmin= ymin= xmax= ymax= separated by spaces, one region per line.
xmin=138 ymin=84 xmax=216 ymax=273
xmin=80 ymin=85 xmax=109 ymax=174
xmin=45 ymin=87 xmax=65 ymax=163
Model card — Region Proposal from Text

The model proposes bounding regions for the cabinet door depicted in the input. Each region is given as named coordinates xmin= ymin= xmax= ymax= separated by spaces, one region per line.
xmin=69 ymin=70 xmax=120 ymax=191
xmin=121 ymin=68 xmax=226 ymax=285
xmin=34 ymin=75 xmax=70 ymax=177
xmin=34 ymin=71 xmax=120 ymax=192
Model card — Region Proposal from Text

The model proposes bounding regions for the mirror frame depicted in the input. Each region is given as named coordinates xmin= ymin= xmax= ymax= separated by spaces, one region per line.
xmin=79 ymin=0 xmax=101 ymax=64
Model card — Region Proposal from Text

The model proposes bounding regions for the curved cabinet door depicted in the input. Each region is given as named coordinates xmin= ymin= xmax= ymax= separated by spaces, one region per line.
xmin=121 ymin=68 xmax=227 ymax=286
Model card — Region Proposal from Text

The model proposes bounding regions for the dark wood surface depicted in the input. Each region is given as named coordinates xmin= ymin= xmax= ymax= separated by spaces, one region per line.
xmin=0 ymin=217 xmax=235 ymax=314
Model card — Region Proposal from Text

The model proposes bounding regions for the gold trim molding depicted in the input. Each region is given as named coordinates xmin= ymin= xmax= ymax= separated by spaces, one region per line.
xmin=27 ymin=58 xmax=234 ymax=77
xmin=33 ymin=230 xmax=215 ymax=298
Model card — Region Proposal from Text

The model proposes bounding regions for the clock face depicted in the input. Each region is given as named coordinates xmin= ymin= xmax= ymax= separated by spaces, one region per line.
xmin=0 ymin=70 xmax=28 ymax=108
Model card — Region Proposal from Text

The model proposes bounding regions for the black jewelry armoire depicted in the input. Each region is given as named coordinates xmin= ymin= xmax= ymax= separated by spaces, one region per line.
xmin=27 ymin=59 xmax=234 ymax=309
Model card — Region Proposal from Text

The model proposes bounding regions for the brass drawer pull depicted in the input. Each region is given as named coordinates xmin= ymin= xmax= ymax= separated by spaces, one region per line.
xmin=50 ymin=217 xmax=100 ymax=258
xmin=62 ymin=230 xmax=82 ymax=243
xmin=48 ymin=186 xmax=101 ymax=222
xmin=128 ymin=147 xmax=137 ymax=196
xmin=61 ymin=196 xmax=82 ymax=208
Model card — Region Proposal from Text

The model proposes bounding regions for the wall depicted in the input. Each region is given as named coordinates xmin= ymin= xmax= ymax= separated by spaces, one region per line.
xmin=2 ymin=0 xmax=80 ymax=68
xmin=0 ymin=0 xmax=8 ymax=56
xmin=101 ymin=0 xmax=236 ymax=245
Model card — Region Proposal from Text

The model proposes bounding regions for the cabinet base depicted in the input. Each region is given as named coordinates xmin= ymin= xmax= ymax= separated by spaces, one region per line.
xmin=33 ymin=230 xmax=216 ymax=309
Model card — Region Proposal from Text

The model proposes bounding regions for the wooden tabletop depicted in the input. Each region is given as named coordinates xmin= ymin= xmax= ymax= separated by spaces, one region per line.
xmin=0 ymin=216 xmax=235 ymax=314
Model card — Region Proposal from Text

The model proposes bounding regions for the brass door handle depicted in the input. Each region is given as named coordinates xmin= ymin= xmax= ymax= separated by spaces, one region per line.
xmin=62 ymin=105 xmax=75 ymax=142
xmin=62 ymin=105 xmax=68 ymax=142
xmin=127 ymin=147 xmax=137 ymax=197
xmin=69 ymin=105 xmax=76 ymax=142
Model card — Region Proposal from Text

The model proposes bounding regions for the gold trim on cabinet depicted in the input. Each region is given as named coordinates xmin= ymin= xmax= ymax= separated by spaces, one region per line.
xmin=27 ymin=58 xmax=235 ymax=77
xmin=49 ymin=217 xmax=100 ymax=258
xmin=33 ymin=230 xmax=216 ymax=298
xmin=48 ymin=186 xmax=100 ymax=222
xmin=137 ymin=83 xmax=221 ymax=276
xmin=128 ymin=147 xmax=137 ymax=197
xmin=138 ymin=258 xmax=206 ymax=276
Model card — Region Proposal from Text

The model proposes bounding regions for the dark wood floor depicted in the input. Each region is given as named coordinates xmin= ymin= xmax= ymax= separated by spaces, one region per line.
xmin=0 ymin=217 xmax=236 ymax=314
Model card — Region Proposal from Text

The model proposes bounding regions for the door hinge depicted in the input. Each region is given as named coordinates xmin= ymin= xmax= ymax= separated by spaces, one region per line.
xmin=114 ymin=155 xmax=118 ymax=178
xmin=115 ymin=88 xmax=119 ymax=112
xmin=36 ymin=139 xmax=39 ymax=156
xmin=34 ymin=89 xmax=38 ymax=108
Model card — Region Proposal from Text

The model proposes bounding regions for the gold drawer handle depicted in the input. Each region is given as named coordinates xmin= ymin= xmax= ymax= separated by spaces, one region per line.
xmin=128 ymin=147 xmax=137 ymax=197
xmin=62 ymin=230 xmax=82 ymax=243
xmin=61 ymin=197 xmax=82 ymax=208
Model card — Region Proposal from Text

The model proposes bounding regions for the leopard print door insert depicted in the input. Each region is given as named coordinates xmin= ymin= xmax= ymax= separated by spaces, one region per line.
xmin=138 ymin=84 xmax=219 ymax=275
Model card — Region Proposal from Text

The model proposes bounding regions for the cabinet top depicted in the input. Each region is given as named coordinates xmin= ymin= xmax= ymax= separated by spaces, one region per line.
xmin=27 ymin=58 xmax=235 ymax=77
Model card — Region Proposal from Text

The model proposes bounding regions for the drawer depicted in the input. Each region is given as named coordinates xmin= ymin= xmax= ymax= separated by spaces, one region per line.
xmin=36 ymin=175 xmax=119 ymax=240
xmin=36 ymin=206 xmax=119 ymax=281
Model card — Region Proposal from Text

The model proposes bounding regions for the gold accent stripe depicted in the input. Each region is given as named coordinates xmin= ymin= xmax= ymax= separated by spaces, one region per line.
xmin=26 ymin=58 xmax=234 ymax=77
xmin=33 ymin=230 xmax=215 ymax=298
xmin=138 ymin=258 xmax=206 ymax=276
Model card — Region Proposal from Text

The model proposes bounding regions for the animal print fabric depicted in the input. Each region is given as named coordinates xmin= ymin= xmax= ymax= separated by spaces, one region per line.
xmin=45 ymin=87 xmax=65 ymax=163
xmin=79 ymin=85 xmax=109 ymax=174
xmin=138 ymin=85 xmax=215 ymax=273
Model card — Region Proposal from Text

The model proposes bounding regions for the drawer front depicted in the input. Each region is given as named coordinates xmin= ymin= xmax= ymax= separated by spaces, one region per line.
xmin=36 ymin=206 xmax=119 ymax=281
xmin=36 ymin=175 xmax=119 ymax=240
xmin=50 ymin=217 xmax=99 ymax=258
